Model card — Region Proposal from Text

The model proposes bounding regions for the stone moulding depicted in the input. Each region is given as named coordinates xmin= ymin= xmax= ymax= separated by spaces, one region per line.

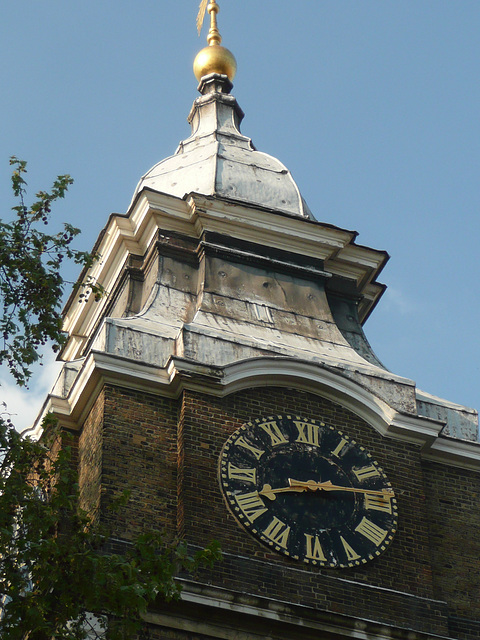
xmin=28 ymin=353 xmax=480 ymax=472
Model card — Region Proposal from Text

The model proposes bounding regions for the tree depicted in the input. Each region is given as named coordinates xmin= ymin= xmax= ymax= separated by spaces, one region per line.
xmin=0 ymin=157 xmax=102 ymax=386
xmin=0 ymin=161 xmax=221 ymax=639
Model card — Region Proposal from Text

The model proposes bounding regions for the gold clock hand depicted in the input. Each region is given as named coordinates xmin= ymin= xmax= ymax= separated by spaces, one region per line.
xmin=288 ymin=478 xmax=394 ymax=497
xmin=258 ymin=478 xmax=395 ymax=500
xmin=259 ymin=480 xmax=394 ymax=501
xmin=258 ymin=483 xmax=308 ymax=501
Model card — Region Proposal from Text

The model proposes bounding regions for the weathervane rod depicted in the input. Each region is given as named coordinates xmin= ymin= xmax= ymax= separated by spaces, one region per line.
xmin=197 ymin=0 xmax=222 ymax=46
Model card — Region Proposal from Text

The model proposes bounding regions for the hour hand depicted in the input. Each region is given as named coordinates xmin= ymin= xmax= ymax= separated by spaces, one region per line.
xmin=288 ymin=478 xmax=331 ymax=491
xmin=258 ymin=479 xmax=337 ymax=501
xmin=288 ymin=478 xmax=334 ymax=492
xmin=258 ymin=482 xmax=309 ymax=501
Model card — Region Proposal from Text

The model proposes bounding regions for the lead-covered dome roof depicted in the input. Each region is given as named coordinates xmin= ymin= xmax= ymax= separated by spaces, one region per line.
xmin=132 ymin=74 xmax=314 ymax=219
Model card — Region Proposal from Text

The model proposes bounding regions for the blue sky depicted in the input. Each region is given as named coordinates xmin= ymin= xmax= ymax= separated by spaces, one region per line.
xmin=1 ymin=1 xmax=479 ymax=430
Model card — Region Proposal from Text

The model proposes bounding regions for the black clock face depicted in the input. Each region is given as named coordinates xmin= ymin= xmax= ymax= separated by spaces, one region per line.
xmin=219 ymin=415 xmax=398 ymax=568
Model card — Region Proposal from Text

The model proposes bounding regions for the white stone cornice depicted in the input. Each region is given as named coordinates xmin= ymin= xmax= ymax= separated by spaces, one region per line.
xmin=30 ymin=351 xmax=178 ymax=437
xmin=169 ymin=356 xmax=431 ymax=442
xmin=187 ymin=193 xmax=356 ymax=261
xmin=143 ymin=578 xmax=451 ymax=640
xmin=422 ymin=435 xmax=480 ymax=471
xmin=386 ymin=413 xmax=444 ymax=447
xmin=33 ymin=352 xmax=480 ymax=471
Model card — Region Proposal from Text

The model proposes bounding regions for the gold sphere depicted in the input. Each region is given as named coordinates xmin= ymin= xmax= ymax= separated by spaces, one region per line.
xmin=193 ymin=45 xmax=237 ymax=82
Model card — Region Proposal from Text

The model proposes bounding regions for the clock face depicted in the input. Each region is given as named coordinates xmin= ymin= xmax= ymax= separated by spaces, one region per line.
xmin=219 ymin=415 xmax=398 ymax=568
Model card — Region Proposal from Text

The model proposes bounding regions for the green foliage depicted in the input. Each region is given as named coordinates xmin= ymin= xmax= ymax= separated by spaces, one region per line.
xmin=0 ymin=158 xmax=103 ymax=386
xmin=0 ymin=417 xmax=221 ymax=640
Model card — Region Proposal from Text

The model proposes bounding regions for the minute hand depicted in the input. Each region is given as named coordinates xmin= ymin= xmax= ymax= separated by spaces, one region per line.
xmin=288 ymin=479 xmax=395 ymax=497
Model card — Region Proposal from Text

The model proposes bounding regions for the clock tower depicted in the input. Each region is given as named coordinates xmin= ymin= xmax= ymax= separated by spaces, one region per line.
xmin=33 ymin=3 xmax=480 ymax=639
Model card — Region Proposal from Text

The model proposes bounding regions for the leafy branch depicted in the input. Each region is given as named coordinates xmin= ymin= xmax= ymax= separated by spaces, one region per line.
xmin=0 ymin=158 xmax=103 ymax=386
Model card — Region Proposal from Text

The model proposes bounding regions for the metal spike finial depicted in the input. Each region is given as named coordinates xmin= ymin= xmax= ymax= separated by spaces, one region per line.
xmin=206 ymin=0 xmax=222 ymax=46
xmin=197 ymin=0 xmax=222 ymax=46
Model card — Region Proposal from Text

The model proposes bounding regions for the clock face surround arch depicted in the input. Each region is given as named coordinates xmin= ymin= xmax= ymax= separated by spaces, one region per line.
xmin=219 ymin=415 xmax=398 ymax=568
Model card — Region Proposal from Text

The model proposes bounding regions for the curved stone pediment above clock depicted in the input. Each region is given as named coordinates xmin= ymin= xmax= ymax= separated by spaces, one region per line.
xmin=30 ymin=351 xmax=480 ymax=471
xmin=169 ymin=356 xmax=435 ymax=442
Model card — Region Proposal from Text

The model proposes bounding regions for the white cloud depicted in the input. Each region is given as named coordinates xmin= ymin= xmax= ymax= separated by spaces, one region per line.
xmin=0 ymin=351 xmax=62 ymax=433
xmin=381 ymin=286 xmax=415 ymax=315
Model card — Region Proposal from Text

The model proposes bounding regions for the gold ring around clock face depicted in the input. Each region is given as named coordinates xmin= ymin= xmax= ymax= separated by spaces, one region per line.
xmin=219 ymin=415 xmax=398 ymax=568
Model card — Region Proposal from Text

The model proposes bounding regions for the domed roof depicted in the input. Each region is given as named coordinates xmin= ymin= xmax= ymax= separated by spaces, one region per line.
xmin=132 ymin=74 xmax=314 ymax=220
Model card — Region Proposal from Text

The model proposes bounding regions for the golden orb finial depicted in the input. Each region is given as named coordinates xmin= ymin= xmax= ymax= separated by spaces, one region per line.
xmin=194 ymin=0 xmax=237 ymax=82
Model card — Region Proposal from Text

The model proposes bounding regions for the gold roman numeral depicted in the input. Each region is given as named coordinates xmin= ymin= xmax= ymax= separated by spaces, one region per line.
xmin=263 ymin=516 xmax=290 ymax=548
xmin=304 ymin=534 xmax=327 ymax=561
xmin=235 ymin=436 xmax=265 ymax=460
xmin=258 ymin=420 xmax=288 ymax=447
xmin=235 ymin=491 xmax=267 ymax=522
xmin=355 ymin=517 xmax=388 ymax=546
xmin=227 ymin=463 xmax=257 ymax=483
xmin=331 ymin=437 xmax=348 ymax=458
xmin=340 ymin=536 xmax=361 ymax=562
xmin=364 ymin=493 xmax=392 ymax=513
xmin=294 ymin=421 xmax=320 ymax=447
xmin=353 ymin=464 xmax=381 ymax=482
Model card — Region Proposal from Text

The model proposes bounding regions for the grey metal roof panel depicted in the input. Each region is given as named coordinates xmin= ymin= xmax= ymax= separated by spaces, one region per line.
xmin=416 ymin=389 xmax=478 ymax=440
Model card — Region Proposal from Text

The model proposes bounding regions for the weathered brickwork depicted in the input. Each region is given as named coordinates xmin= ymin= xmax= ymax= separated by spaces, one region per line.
xmin=450 ymin=617 xmax=480 ymax=640
xmin=191 ymin=549 xmax=448 ymax=635
xmin=98 ymin=385 xmax=180 ymax=540
xmin=176 ymin=392 xmax=187 ymax=540
xmin=78 ymin=382 xmax=480 ymax=638
xmin=77 ymin=390 xmax=105 ymax=519
xmin=423 ymin=461 xmax=480 ymax=638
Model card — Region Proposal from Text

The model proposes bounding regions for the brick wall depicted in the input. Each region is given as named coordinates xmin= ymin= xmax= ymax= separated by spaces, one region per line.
xmin=423 ymin=460 xmax=480 ymax=628
xmin=79 ymin=382 xmax=480 ymax=638
xmin=78 ymin=389 xmax=104 ymax=520
xmin=100 ymin=385 xmax=179 ymax=540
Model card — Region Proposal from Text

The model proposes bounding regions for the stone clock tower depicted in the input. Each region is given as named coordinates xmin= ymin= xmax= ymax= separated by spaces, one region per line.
xmin=32 ymin=3 xmax=480 ymax=639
